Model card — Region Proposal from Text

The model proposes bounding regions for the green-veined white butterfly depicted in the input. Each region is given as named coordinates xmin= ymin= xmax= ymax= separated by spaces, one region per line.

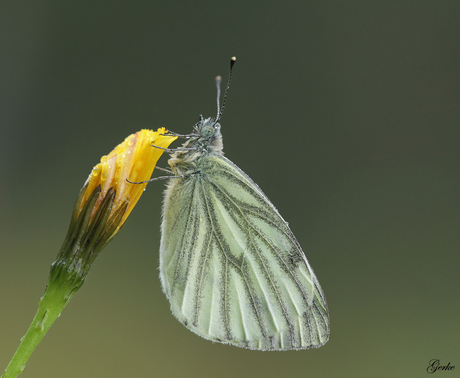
xmin=157 ymin=57 xmax=329 ymax=350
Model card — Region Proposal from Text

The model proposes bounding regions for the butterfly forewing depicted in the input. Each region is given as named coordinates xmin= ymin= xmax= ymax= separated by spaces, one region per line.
xmin=160 ymin=155 xmax=330 ymax=350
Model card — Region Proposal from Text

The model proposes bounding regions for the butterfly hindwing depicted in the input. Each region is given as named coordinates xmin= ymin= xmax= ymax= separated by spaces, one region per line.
xmin=160 ymin=155 xmax=329 ymax=350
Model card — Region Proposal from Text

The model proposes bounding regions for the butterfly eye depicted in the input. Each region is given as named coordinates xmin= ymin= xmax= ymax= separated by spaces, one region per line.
xmin=201 ymin=125 xmax=215 ymax=138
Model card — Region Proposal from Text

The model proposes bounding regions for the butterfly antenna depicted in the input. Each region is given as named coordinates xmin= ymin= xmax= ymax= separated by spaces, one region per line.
xmin=215 ymin=76 xmax=222 ymax=118
xmin=215 ymin=56 xmax=236 ymax=123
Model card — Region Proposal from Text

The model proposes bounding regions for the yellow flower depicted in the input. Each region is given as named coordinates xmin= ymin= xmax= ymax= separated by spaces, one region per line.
xmin=80 ymin=128 xmax=177 ymax=233
xmin=53 ymin=128 xmax=177 ymax=285
xmin=0 ymin=128 xmax=177 ymax=378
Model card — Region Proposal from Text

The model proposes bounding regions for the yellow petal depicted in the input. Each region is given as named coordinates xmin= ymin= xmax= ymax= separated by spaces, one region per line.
xmin=80 ymin=128 xmax=177 ymax=230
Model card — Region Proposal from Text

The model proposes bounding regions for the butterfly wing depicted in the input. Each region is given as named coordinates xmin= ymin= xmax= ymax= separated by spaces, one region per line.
xmin=160 ymin=155 xmax=329 ymax=350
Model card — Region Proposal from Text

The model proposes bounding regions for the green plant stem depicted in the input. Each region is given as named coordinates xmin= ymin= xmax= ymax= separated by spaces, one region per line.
xmin=1 ymin=278 xmax=76 ymax=378
xmin=1 ymin=185 xmax=124 ymax=377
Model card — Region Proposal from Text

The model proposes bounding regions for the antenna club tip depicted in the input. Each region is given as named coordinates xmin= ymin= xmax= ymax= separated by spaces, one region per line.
xmin=230 ymin=56 xmax=236 ymax=69
xmin=216 ymin=75 xmax=222 ymax=81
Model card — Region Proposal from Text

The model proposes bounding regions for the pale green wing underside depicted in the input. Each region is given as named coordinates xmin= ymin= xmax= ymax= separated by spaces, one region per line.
xmin=160 ymin=156 xmax=329 ymax=350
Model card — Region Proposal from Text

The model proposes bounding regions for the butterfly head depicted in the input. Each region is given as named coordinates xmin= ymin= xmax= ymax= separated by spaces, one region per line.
xmin=188 ymin=116 xmax=223 ymax=154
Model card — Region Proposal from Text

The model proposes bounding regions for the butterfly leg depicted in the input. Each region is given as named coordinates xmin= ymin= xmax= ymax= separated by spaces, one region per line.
xmin=126 ymin=166 xmax=184 ymax=184
xmin=151 ymin=144 xmax=198 ymax=153
xmin=155 ymin=166 xmax=174 ymax=174
xmin=161 ymin=131 xmax=199 ymax=139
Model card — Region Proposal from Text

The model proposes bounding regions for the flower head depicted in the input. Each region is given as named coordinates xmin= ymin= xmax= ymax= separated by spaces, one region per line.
xmin=52 ymin=128 xmax=176 ymax=287
xmin=80 ymin=128 xmax=176 ymax=235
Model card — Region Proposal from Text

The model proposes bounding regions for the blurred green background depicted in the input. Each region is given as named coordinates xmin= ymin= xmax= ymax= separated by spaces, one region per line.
xmin=1 ymin=1 xmax=459 ymax=377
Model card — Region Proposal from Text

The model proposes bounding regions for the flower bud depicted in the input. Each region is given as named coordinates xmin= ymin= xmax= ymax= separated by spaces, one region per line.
xmin=51 ymin=128 xmax=177 ymax=287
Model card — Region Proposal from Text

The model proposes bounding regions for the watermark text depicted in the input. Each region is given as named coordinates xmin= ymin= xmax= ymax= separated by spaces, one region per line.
xmin=427 ymin=359 xmax=455 ymax=374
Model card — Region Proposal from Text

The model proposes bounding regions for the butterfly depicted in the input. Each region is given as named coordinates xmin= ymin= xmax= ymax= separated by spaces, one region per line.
xmin=158 ymin=57 xmax=329 ymax=350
